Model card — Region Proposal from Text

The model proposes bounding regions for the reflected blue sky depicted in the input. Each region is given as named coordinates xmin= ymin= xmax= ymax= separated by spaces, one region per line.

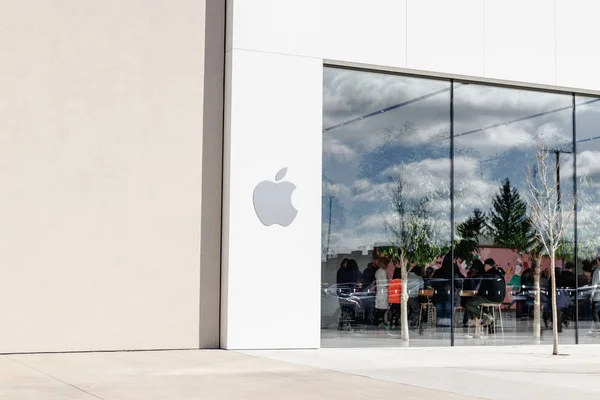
xmin=323 ymin=67 xmax=600 ymax=257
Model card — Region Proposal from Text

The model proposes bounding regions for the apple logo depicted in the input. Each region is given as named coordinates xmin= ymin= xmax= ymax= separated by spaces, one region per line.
xmin=253 ymin=168 xmax=298 ymax=227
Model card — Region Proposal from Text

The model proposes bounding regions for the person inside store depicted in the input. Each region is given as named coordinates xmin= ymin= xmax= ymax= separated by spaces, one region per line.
xmin=513 ymin=261 xmax=534 ymax=319
xmin=520 ymin=262 xmax=534 ymax=289
xmin=424 ymin=266 xmax=435 ymax=282
xmin=374 ymin=256 xmax=390 ymax=329
xmin=431 ymin=252 xmax=464 ymax=327
xmin=548 ymin=266 xmax=572 ymax=332
xmin=557 ymin=261 xmax=577 ymax=324
xmin=465 ymin=258 xmax=505 ymax=327
xmin=590 ymin=256 xmax=600 ymax=333
xmin=462 ymin=258 xmax=485 ymax=330
xmin=336 ymin=259 xmax=349 ymax=288
xmin=580 ymin=260 xmax=591 ymax=287
xmin=540 ymin=268 xmax=551 ymax=329
xmin=336 ymin=258 xmax=361 ymax=293
xmin=407 ymin=265 xmax=425 ymax=329
xmin=559 ymin=262 xmax=576 ymax=289
xmin=336 ymin=258 xmax=361 ymax=330
xmin=388 ymin=263 xmax=402 ymax=330
xmin=361 ymin=255 xmax=378 ymax=327
xmin=580 ymin=260 xmax=593 ymax=321
xmin=362 ymin=255 xmax=378 ymax=288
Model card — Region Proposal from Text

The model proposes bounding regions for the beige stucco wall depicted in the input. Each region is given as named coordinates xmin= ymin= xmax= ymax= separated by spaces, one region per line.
xmin=0 ymin=1 xmax=222 ymax=352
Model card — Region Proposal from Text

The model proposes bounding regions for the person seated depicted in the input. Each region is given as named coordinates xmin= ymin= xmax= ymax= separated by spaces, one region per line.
xmin=462 ymin=259 xmax=484 ymax=328
xmin=466 ymin=258 xmax=506 ymax=327
xmin=423 ymin=266 xmax=435 ymax=285
xmin=558 ymin=262 xmax=576 ymax=289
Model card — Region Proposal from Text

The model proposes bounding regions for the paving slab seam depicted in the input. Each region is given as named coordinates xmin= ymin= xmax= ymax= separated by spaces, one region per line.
xmin=10 ymin=357 xmax=106 ymax=400
xmin=237 ymin=351 xmax=487 ymax=400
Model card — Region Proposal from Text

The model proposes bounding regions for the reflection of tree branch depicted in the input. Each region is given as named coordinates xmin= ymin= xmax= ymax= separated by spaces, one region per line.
xmin=525 ymin=141 xmax=574 ymax=356
xmin=382 ymin=172 xmax=444 ymax=344
xmin=381 ymin=120 xmax=416 ymax=142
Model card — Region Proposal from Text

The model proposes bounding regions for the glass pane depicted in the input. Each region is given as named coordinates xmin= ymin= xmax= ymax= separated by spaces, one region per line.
xmin=575 ymin=95 xmax=600 ymax=343
xmin=322 ymin=67 xmax=451 ymax=347
xmin=454 ymin=83 xmax=575 ymax=346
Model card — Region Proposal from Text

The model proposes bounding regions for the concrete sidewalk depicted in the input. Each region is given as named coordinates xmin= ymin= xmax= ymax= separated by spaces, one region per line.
xmin=2 ymin=345 xmax=599 ymax=399
xmin=245 ymin=344 xmax=600 ymax=400
xmin=0 ymin=350 xmax=475 ymax=400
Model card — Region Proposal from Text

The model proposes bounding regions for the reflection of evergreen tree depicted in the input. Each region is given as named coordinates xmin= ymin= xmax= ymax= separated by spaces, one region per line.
xmin=457 ymin=209 xmax=487 ymax=242
xmin=456 ymin=209 xmax=487 ymax=262
xmin=488 ymin=178 xmax=533 ymax=250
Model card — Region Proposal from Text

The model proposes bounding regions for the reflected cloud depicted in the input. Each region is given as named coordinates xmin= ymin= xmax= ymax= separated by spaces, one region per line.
xmin=323 ymin=137 xmax=357 ymax=162
xmin=574 ymin=150 xmax=600 ymax=179
xmin=323 ymin=182 xmax=351 ymax=198
xmin=322 ymin=67 xmax=600 ymax=259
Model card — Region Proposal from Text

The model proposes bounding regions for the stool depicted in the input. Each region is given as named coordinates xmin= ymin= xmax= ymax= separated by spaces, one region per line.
xmin=455 ymin=306 xmax=465 ymax=328
xmin=419 ymin=301 xmax=436 ymax=334
xmin=480 ymin=302 xmax=505 ymax=340
xmin=466 ymin=313 xmax=484 ymax=338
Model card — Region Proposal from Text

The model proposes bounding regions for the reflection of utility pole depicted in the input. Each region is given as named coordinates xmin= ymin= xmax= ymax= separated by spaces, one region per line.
xmin=551 ymin=149 xmax=574 ymax=209
xmin=555 ymin=150 xmax=561 ymax=207
xmin=550 ymin=149 xmax=573 ymax=267
xmin=326 ymin=196 xmax=332 ymax=260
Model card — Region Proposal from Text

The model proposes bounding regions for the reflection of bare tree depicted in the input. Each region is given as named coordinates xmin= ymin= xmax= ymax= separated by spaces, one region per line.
xmin=382 ymin=171 xmax=442 ymax=343
xmin=526 ymin=243 xmax=545 ymax=342
xmin=525 ymin=143 xmax=574 ymax=355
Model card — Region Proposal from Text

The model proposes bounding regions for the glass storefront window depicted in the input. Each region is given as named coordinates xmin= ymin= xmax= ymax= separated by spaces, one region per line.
xmin=322 ymin=66 xmax=599 ymax=347
xmin=454 ymin=83 xmax=575 ymax=345
xmin=575 ymin=96 xmax=600 ymax=343
xmin=322 ymin=68 xmax=451 ymax=347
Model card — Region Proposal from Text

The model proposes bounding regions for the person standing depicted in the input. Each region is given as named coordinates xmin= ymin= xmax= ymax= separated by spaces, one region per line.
xmin=336 ymin=259 xmax=350 ymax=291
xmin=347 ymin=259 xmax=362 ymax=289
xmin=388 ymin=266 xmax=402 ymax=330
xmin=431 ymin=252 xmax=463 ymax=327
xmin=374 ymin=257 xmax=390 ymax=328
xmin=336 ymin=258 xmax=360 ymax=330
xmin=361 ymin=256 xmax=378 ymax=327
xmin=590 ymin=257 xmax=600 ymax=333
xmin=407 ymin=265 xmax=425 ymax=328
xmin=362 ymin=256 xmax=378 ymax=288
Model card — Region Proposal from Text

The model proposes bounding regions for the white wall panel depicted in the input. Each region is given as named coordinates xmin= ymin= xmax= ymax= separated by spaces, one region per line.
xmin=224 ymin=0 xmax=600 ymax=351
xmin=230 ymin=0 xmax=407 ymax=69
xmin=483 ymin=0 xmax=556 ymax=85
xmin=221 ymin=49 xmax=322 ymax=349
xmin=407 ymin=0 xmax=483 ymax=77
xmin=229 ymin=0 xmax=322 ymax=58
xmin=555 ymin=0 xmax=600 ymax=91
xmin=321 ymin=0 xmax=407 ymax=68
